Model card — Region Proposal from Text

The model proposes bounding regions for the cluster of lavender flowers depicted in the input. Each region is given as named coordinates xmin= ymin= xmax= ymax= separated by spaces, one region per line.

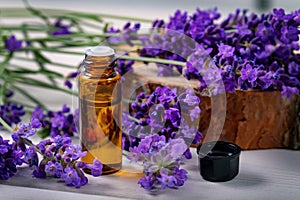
xmin=0 ymin=91 xmax=25 ymax=127
xmin=51 ymin=18 xmax=72 ymax=36
xmin=31 ymin=104 xmax=78 ymax=138
xmin=107 ymin=8 xmax=300 ymax=98
xmin=127 ymin=134 xmax=188 ymax=190
xmin=106 ymin=22 xmax=147 ymax=46
xmin=4 ymin=35 xmax=23 ymax=52
xmin=0 ymin=119 xmax=102 ymax=188
xmin=123 ymin=86 xmax=202 ymax=159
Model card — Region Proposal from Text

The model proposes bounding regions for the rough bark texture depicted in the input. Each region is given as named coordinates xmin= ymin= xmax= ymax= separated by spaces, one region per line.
xmin=199 ymin=91 xmax=300 ymax=149
xmin=132 ymin=64 xmax=300 ymax=150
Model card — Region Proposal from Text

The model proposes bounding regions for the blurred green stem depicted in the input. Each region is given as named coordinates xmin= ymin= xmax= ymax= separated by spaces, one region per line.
xmin=0 ymin=117 xmax=13 ymax=132
xmin=0 ymin=8 xmax=154 ymax=23
xmin=8 ymin=48 xmax=187 ymax=67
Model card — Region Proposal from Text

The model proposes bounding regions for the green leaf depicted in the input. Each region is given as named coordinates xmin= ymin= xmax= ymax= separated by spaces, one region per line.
xmin=23 ymin=0 xmax=51 ymax=26
xmin=0 ymin=52 xmax=13 ymax=76
xmin=12 ymin=75 xmax=76 ymax=95
xmin=36 ymin=127 xmax=51 ymax=139
xmin=0 ymin=81 xmax=7 ymax=104
xmin=103 ymin=22 xmax=110 ymax=33
xmin=68 ymin=12 xmax=103 ymax=23
xmin=32 ymin=50 xmax=51 ymax=64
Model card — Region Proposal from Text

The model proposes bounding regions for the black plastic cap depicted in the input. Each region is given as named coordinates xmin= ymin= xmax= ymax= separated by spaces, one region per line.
xmin=196 ymin=141 xmax=241 ymax=182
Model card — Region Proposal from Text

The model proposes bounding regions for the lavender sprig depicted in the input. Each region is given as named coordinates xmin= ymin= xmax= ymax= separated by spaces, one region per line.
xmin=127 ymin=134 xmax=188 ymax=190
xmin=0 ymin=117 xmax=102 ymax=188
xmin=31 ymin=104 xmax=79 ymax=138
xmin=122 ymin=86 xmax=202 ymax=153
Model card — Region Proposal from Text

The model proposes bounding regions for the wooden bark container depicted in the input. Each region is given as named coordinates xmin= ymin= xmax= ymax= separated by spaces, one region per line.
xmin=131 ymin=64 xmax=300 ymax=150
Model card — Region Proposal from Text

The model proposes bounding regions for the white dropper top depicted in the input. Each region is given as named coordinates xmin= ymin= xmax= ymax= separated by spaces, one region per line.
xmin=85 ymin=46 xmax=115 ymax=57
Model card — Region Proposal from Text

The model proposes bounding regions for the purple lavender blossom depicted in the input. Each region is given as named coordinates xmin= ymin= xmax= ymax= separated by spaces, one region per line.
xmin=128 ymin=134 xmax=188 ymax=190
xmin=240 ymin=63 xmax=257 ymax=83
xmin=0 ymin=102 xmax=25 ymax=127
xmin=34 ymin=105 xmax=78 ymax=138
xmin=157 ymin=172 xmax=177 ymax=189
xmin=189 ymin=107 xmax=201 ymax=122
xmin=86 ymin=159 xmax=103 ymax=177
xmin=24 ymin=146 xmax=38 ymax=167
xmin=217 ymin=44 xmax=235 ymax=59
xmin=182 ymin=89 xmax=200 ymax=106
xmin=51 ymin=113 xmax=65 ymax=128
xmin=288 ymin=62 xmax=299 ymax=76
xmin=45 ymin=161 xmax=63 ymax=177
xmin=31 ymin=118 xmax=42 ymax=128
xmin=64 ymin=80 xmax=73 ymax=89
xmin=64 ymin=144 xmax=87 ymax=160
xmin=106 ymin=22 xmax=142 ymax=46
xmin=0 ymin=118 xmax=102 ymax=188
xmin=116 ymin=56 xmax=134 ymax=76
xmin=51 ymin=19 xmax=71 ymax=36
xmin=5 ymin=35 xmax=22 ymax=52
xmin=12 ymin=123 xmax=36 ymax=141
xmin=0 ymin=136 xmax=23 ymax=180
xmin=173 ymin=167 xmax=188 ymax=186
xmin=31 ymin=106 xmax=44 ymax=121
xmin=282 ymin=86 xmax=299 ymax=98
xmin=138 ymin=175 xmax=155 ymax=190
xmin=137 ymin=8 xmax=300 ymax=97
xmin=61 ymin=167 xmax=82 ymax=188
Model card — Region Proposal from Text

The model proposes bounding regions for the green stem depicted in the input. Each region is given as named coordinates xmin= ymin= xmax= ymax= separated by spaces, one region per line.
xmin=23 ymin=33 xmax=118 ymax=42
xmin=0 ymin=117 xmax=13 ymax=132
xmin=0 ymin=52 xmax=13 ymax=76
xmin=118 ymin=55 xmax=186 ymax=67
xmin=11 ymin=75 xmax=76 ymax=95
xmin=19 ymin=137 xmax=42 ymax=154
xmin=18 ymin=47 xmax=83 ymax=55
xmin=7 ymin=48 xmax=187 ymax=67
xmin=78 ymin=12 xmax=153 ymax=23
xmin=0 ymin=117 xmax=42 ymax=153
xmin=7 ymin=55 xmax=77 ymax=69
xmin=0 ymin=8 xmax=154 ymax=23
xmin=9 ymin=64 xmax=65 ymax=79
xmin=0 ymin=25 xmax=49 ymax=32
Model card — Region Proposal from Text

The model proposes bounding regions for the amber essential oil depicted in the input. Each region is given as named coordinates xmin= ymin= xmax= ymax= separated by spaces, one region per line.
xmin=79 ymin=46 xmax=122 ymax=175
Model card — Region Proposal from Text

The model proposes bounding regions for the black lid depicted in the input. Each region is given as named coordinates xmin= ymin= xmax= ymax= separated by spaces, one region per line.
xmin=196 ymin=141 xmax=241 ymax=182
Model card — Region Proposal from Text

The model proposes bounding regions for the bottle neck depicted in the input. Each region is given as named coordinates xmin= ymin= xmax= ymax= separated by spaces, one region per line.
xmin=83 ymin=54 xmax=116 ymax=78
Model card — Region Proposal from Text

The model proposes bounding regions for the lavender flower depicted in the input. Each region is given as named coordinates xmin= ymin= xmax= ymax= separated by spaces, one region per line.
xmin=32 ymin=104 xmax=79 ymax=138
xmin=0 ymin=119 xmax=103 ymax=188
xmin=106 ymin=22 xmax=143 ymax=46
xmin=5 ymin=35 xmax=22 ymax=52
xmin=51 ymin=19 xmax=71 ymax=36
xmin=61 ymin=167 xmax=82 ymax=188
xmin=45 ymin=161 xmax=63 ymax=177
xmin=136 ymin=8 xmax=300 ymax=97
xmin=123 ymin=86 xmax=202 ymax=153
xmin=138 ymin=175 xmax=155 ymax=190
xmin=127 ymin=134 xmax=188 ymax=190
xmin=12 ymin=123 xmax=37 ymax=141
xmin=0 ymin=135 xmax=23 ymax=180
xmin=0 ymin=101 xmax=25 ymax=127
xmin=116 ymin=55 xmax=134 ymax=76
xmin=64 ymin=80 xmax=73 ymax=89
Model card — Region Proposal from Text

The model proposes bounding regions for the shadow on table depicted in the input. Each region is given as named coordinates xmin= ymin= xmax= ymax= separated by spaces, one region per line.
xmin=224 ymin=170 xmax=267 ymax=188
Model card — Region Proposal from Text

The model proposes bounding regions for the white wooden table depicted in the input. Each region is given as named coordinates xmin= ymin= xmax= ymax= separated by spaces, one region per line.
xmin=1 ymin=146 xmax=300 ymax=200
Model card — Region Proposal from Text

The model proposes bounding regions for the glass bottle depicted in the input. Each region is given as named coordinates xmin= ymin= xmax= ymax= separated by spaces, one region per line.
xmin=79 ymin=46 xmax=122 ymax=175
